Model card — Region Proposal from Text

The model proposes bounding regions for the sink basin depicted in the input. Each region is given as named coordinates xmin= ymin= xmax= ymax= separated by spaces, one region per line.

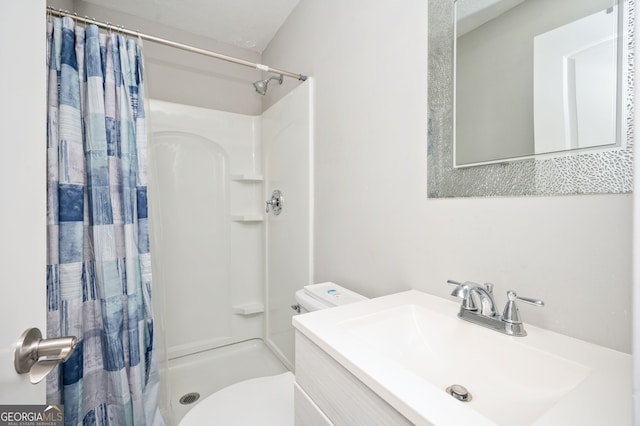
xmin=340 ymin=304 xmax=590 ymax=425
xmin=293 ymin=290 xmax=631 ymax=425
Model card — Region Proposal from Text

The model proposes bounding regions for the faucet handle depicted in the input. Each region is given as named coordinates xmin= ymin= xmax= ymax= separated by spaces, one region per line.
xmin=502 ymin=290 xmax=544 ymax=324
xmin=514 ymin=294 xmax=545 ymax=307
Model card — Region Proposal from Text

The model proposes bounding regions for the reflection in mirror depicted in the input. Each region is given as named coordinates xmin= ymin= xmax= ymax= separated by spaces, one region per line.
xmin=455 ymin=0 xmax=621 ymax=167
xmin=426 ymin=0 xmax=633 ymax=197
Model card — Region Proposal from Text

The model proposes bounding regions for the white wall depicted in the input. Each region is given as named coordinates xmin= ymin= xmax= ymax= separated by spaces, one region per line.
xmin=0 ymin=0 xmax=46 ymax=402
xmin=263 ymin=0 xmax=632 ymax=353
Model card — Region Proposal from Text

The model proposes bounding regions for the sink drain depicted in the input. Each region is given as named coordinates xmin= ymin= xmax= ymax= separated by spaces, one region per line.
xmin=446 ymin=384 xmax=472 ymax=402
xmin=179 ymin=392 xmax=200 ymax=405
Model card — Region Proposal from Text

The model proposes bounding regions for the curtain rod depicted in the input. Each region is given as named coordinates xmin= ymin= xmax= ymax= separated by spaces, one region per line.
xmin=46 ymin=7 xmax=307 ymax=81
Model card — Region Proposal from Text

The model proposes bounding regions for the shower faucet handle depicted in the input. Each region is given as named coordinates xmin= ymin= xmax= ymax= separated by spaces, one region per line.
xmin=265 ymin=189 xmax=283 ymax=215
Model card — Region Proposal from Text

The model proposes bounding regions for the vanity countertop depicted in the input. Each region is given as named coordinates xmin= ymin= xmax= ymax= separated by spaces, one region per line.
xmin=293 ymin=290 xmax=631 ymax=425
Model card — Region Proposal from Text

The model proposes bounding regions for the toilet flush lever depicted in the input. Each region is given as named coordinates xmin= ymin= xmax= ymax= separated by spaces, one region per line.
xmin=14 ymin=327 xmax=78 ymax=384
xmin=265 ymin=189 xmax=283 ymax=215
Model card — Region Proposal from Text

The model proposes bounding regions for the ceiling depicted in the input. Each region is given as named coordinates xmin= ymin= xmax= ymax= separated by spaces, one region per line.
xmin=79 ymin=0 xmax=300 ymax=53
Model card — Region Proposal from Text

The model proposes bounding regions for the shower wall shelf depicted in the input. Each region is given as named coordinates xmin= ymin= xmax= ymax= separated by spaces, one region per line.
xmin=231 ymin=173 xmax=264 ymax=182
xmin=232 ymin=302 xmax=265 ymax=315
xmin=231 ymin=173 xmax=264 ymax=222
xmin=231 ymin=214 xmax=265 ymax=222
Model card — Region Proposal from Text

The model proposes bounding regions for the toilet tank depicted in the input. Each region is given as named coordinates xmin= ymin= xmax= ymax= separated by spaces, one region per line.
xmin=295 ymin=282 xmax=368 ymax=313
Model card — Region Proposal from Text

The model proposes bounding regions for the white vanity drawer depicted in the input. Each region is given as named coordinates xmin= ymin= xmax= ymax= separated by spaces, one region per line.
xmin=294 ymin=383 xmax=334 ymax=426
xmin=295 ymin=331 xmax=413 ymax=426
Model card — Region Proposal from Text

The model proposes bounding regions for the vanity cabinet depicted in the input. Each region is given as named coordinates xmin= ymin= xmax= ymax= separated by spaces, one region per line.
xmin=294 ymin=331 xmax=413 ymax=426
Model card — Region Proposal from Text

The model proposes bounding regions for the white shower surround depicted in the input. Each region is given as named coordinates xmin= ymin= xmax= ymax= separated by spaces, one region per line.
xmin=149 ymin=100 xmax=264 ymax=359
xmin=263 ymin=80 xmax=315 ymax=370
xmin=146 ymin=80 xmax=313 ymax=423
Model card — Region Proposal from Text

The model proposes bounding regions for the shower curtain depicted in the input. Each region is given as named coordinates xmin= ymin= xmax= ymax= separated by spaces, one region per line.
xmin=46 ymin=17 xmax=163 ymax=426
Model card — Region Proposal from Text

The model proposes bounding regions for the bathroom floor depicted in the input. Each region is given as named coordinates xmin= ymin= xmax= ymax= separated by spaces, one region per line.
xmin=164 ymin=339 xmax=289 ymax=424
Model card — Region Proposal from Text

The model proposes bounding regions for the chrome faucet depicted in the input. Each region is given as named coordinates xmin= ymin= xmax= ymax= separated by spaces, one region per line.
xmin=447 ymin=279 xmax=544 ymax=337
xmin=449 ymin=280 xmax=497 ymax=315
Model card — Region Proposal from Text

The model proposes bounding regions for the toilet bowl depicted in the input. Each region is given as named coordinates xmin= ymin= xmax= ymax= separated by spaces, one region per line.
xmin=178 ymin=282 xmax=367 ymax=426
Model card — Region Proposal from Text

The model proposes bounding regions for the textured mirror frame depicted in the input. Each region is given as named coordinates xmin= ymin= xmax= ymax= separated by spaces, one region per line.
xmin=427 ymin=0 xmax=634 ymax=198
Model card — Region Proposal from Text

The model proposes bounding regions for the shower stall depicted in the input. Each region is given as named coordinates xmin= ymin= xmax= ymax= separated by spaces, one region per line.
xmin=147 ymin=80 xmax=313 ymax=423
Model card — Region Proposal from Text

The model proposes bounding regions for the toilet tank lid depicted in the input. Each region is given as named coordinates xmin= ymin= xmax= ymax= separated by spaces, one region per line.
xmin=303 ymin=282 xmax=368 ymax=307
xmin=295 ymin=290 xmax=331 ymax=311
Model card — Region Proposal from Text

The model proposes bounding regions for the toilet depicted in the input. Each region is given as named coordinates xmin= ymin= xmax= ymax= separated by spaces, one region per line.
xmin=294 ymin=281 xmax=369 ymax=313
xmin=179 ymin=282 xmax=367 ymax=426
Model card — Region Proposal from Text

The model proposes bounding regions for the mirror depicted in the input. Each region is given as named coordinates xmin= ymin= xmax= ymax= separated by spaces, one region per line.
xmin=427 ymin=0 xmax=633 ymax=197
xmin=456 ymin=0 xmax=622 ymax=167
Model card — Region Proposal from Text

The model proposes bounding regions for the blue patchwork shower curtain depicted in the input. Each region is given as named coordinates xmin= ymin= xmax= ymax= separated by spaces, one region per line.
xmin=46 ymin=17 xmax=163 ymax=426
